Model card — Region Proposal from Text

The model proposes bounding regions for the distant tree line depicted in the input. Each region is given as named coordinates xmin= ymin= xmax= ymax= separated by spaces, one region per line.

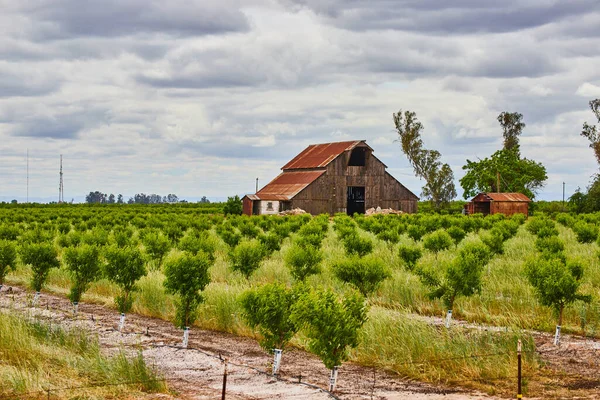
xmin=85 ymin=191 xmax=211 ymax=205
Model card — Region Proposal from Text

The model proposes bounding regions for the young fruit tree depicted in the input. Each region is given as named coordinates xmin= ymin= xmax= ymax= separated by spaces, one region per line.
xmin=332 ymin=256 xmax=391 ymax=297
xmin=524 ymin=257 xmax=591 ymax=345
xmin=163 ymin=252 xmax=212 ymax=347
xmin=0 ymin=240 xmax=17 ymax=292
xmin=423 ymin=229 xmax=453 ymax=254
xmin=284 ymin=243 xmax=323 ymax=281
xmin=291 ymin=288 xmax=368 ymax=392
xmin=239 ymin=283 xmax=300 ymax=374
xmin=417 ymin=242 xmax=491 ymax=327
xmin=20 ymin=242 xmax=60 ymax=304
xmin=103 ymin=245 xmax=147 ymax=330
xmin=229 ymin=239 xmax=266 ymax=279
xmin=398 ymin=244 xmax=422 ymax=271
xmin=142 ymin=231 xmax=171 ymax=269
xmin=63 ymin=244 xmax=101 ymax=313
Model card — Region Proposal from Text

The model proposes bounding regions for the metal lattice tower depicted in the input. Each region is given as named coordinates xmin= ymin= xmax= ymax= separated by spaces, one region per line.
xmin=59 ymin=155 xmax=64 ymax=203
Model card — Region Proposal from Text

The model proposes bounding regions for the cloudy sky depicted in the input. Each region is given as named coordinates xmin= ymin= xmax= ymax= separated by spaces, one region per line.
xmin=1 ymin=0 xmax=600 ymax=203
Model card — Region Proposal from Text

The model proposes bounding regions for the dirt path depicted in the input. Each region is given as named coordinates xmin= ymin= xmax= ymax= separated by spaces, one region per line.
xmin=0 ymin=286 xmax=501 ymax=400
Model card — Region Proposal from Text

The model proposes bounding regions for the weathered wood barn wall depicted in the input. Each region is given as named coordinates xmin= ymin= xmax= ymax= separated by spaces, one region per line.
xmin=243 ymin=140 xmax=418 ymax=216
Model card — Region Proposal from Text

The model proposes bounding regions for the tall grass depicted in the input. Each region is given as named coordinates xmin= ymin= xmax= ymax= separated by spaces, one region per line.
xmin=0 ymin=311 xmax=167 ymax=398
xmin=354 ymin=307 xmax=538 ymax=396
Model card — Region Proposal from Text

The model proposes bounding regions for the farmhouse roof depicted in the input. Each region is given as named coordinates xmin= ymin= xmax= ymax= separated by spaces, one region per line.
xmin=474 ymin=192 xmax=531 ymax=202
xmin=282 ymin=140 xmax=371 ymax=170
xmin=255 ymin=170 xmax=326 ymax=201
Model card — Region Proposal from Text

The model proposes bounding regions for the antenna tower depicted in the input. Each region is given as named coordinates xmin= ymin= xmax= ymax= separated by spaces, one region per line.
xmin=59 ymin=155 xmax=64 ymax=203
xmin=26 ymin=149 xmax=29 ymax=203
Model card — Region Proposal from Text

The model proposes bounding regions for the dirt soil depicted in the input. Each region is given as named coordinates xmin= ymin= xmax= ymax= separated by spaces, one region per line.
xmin=3 ymin=285 xmax=600 ymax=399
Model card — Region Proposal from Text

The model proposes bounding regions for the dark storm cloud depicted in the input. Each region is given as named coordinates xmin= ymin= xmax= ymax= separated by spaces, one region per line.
xmin=9 ymin=108 xmax=110 ymax=140
xmin=284 ymin=0 xmax=598 ymax=34
xmin=20 ymin=0 xmax=250 ymax=39
xmin=0 ymin=69 xmax=61 ymax=97
xmin=11 ymin=118 xmax=84 ymax=139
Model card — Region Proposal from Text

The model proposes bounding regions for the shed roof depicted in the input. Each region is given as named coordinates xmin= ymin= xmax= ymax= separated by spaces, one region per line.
xmin=473 ymin=192 xmax=531 ymax=202
xmin=282 ymin=140 xmax=370 ymax=170
xmin=255 ymin=170 xmax=326 ymax=201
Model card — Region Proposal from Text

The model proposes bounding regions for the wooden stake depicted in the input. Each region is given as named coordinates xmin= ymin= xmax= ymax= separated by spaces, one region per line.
xmin=221 ymin=358 xmax=228 ymax=400
xmin=517 ymin=339 xmax=522 ymax=399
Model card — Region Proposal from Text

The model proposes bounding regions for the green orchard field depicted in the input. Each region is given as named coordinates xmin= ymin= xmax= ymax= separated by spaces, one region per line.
xmin=2 ymin=203 xmax=600 ymax=396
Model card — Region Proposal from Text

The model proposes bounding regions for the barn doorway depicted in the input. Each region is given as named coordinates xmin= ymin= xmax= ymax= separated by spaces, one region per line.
xmin=473 ymin=201 xmax=491 ymax=215
xmin=252 ymin=201 xmax=260 ymax=215
xmin=347 ymin=186 xmax=365 ymax=215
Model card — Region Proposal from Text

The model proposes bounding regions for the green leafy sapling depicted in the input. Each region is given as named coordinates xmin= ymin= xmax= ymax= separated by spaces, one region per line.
xmin=163 ymin=252 xmax=212 ymax=347
xmin=417 ymin=242 xmax=491 ymax=327
xmin=0 ymin=240 xmax=17 ymax=291
xmin=240 ymin=283 xmax=301 ymax=374
xmin=342 ymin=233 xmax=374 ymax=257
xmin=291 ymin=287 xmax=368 ymax=391
xmin=63 ymin=244 xmax=101 ymax=312
xmin=229 ymin=239 xmax=266 ymax=279
xmin=446 ymin=226 xmax=466 ymax=246
xmin=332 ymin=256 xmax=391 ymax=297
xmin=142 ymin=231 xmax=171 ymax=269
xmin=284 ymin=243 xmax=323 ymax=281
xmin=423 ymin=229 xmax=453 ymax=254
xmin=20 ymin=243 xmax=60 ymax=304
xmin=525 ymin=257 xmax=591 ymax=345
xmin=398 ymin=244 xmax=422 ymax=271
xmin=103 ymin=245 xmax=147 ymax=330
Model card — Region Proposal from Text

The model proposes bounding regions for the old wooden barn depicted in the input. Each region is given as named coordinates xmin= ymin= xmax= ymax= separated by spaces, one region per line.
xmin=242 ymin=140 xmax=418 ymax=216
xmin=465 ymin=192 xmax=531 ymax=216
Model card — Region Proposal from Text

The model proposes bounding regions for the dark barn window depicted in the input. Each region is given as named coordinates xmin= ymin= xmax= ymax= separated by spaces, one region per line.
xmin=348 ymin=147 xmax=366 ymax=166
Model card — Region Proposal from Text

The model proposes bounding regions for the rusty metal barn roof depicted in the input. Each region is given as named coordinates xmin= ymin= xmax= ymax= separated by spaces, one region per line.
xmin=282 ymin=140 xmax=369 ymax=170
xmin=474 ymin=192 xmax=532 ymax=202
xmin=256 ymin=170 xmax=326 ymax=200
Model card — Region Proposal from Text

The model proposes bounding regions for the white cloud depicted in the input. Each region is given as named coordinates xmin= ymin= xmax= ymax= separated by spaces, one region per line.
xmin=576 ymin=83 xmax=600 ymax=97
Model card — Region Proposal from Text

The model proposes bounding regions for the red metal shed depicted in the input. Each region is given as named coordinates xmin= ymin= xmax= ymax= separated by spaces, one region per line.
xmin=466 ymin=192 xmax=531 ymax=216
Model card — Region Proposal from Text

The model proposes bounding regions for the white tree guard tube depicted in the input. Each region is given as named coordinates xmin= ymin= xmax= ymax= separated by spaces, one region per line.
xmin=118 ymin=313 xmax=126 ymax=331
xmin=272 ymin=349 xmax=283 ymax=375
xmin=182 ymin=327 xmax=190 ymax=348
xmin=329 ymin=366 xmax=339 ymax=392
xmin=554 ymin=325 xmax=561 ymax=345
xmin=33 ymin=291 xmax=40 ymax=306
xmin=0 ymin=284 xmax=3 ymax=293
xmin=445 ymin=309 xmax=452 ymax=328
xmin=73 ymin=302 xmax=78 ymax=316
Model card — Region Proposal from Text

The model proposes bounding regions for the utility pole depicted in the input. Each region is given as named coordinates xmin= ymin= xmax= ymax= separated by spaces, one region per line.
xmin=562 ymin=182 xmax=565 ymax=211
xmin=59 ymin=155 xmax=64 ymax=203
xmin=496 ymin=171 xmax=501 ymax=193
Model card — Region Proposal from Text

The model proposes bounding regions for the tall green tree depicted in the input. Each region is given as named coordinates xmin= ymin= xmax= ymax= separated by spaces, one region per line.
xmin=574 ymin=99 xmax=600 ymax=213
xmin=497 ymin=111 xmax=525 ymax=155
xmin=581 ymin=99 xmax=600 ymax=165
xmin=460 ymin=112 xmax=547 ymax=199
xmin=393 ymin=110 xmax=456 ymax=210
